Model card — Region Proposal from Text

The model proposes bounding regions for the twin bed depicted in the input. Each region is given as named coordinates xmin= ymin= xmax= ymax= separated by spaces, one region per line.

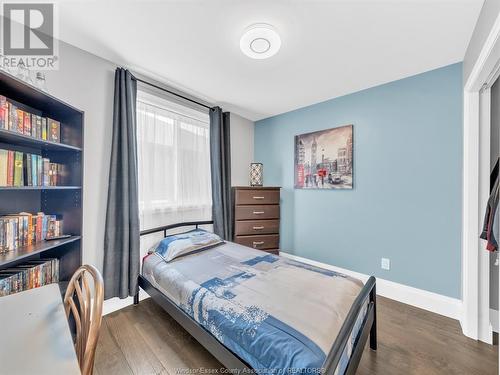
xmin=135 ymin=221 xmax=377 ymax=375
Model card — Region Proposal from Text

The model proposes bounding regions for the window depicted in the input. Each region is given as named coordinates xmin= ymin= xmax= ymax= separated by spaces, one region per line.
xmin=136 ymin=90 xmax=211 ymax=232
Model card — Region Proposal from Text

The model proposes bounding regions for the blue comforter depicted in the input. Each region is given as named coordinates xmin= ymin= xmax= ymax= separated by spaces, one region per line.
xmin=142 ymin=241 xmax=366 ymax=374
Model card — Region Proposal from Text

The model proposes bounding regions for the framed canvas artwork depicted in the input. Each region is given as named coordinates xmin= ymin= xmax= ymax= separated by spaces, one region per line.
xmin=294 ymin=124 xmax=353 ymax=189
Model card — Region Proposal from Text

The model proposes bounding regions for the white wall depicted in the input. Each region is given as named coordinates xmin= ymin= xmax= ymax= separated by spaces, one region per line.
xmin=230 ymin=113 xmax=255 ymax=186
xmin=41 ymin=41 xmax=255 ymax=275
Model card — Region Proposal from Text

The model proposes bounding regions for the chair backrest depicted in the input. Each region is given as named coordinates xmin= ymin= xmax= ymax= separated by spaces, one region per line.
xmin=63 ymin=265 xmax=104 ymax=375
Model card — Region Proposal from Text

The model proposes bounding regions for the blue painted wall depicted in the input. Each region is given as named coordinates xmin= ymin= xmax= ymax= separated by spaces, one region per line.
xmin=254 ymin=63 xmax=463 ymax=298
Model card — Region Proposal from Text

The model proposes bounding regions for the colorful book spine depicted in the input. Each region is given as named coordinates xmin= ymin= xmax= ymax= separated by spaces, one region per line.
xmin=23 ymin=111 xmax=31 ymax=136
xmin=15 ymin=109 xmax=23 ymax=134
xmin=6 ymin=150 xmax=14 ymax=186
xmin=41 ymin=118 xmax=47 ymax=140
xmin=31 ymin=154 xmax=37 ymax=186
xmin=8 ymin=103 xmax=15 ymax=132
xmin=0 ymin=258 xmax=59 ymax=296
xmin=13 ymin=151 xmax=23 ymax=186
xmin=0 ymin=149 xmax=7 ymax=186
xmin=48 ymin=118 xmax=61 ymax=143
xmin=0 ymin=96 xmax=8 ymax=129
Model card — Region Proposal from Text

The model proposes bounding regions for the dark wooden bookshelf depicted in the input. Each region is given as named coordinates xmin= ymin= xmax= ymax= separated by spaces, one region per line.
xmin=0 ymin=128 xmax=82 ymax=151
xmin=0 ymin=70 xmax=83 ymax=292
xmin=0 ymin=236 xmax=81 ymax=267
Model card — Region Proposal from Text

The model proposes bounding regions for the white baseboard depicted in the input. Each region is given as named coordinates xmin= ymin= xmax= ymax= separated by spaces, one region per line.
xmin=103 ymin=290 xmax=150 ymax=316
xmin=280 ymin=252 xmax=462 ymax=321
xmin=490 ymin=309 xmax=499 ymax=333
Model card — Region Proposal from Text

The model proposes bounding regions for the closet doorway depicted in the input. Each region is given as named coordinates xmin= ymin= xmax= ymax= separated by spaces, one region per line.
xmin=462 ymin=16 xmax=500 ymax=345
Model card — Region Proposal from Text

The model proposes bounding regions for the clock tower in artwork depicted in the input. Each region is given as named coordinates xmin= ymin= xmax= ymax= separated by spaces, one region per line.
xmin=310 ymin=137 xmax=317 ymax=174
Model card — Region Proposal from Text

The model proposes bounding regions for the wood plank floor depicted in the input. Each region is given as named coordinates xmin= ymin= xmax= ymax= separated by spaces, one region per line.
xmin=95 ymin=297 xmax=498 ymax=375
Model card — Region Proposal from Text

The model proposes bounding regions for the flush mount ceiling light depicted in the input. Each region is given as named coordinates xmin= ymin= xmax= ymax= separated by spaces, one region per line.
xmin=240 ymin=24 xmax=281 ymax=59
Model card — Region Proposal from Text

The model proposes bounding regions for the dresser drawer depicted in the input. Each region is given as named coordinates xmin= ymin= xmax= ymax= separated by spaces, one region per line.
xmin=235 ymin=205 xmax=280 ymax=220
xmin=235 ymin=220 xmax=279 ymax=236
xmin=234 ymin=234 xmax=279 ymax=250
xmin=235 ymin=189 xmax=280 ymax=205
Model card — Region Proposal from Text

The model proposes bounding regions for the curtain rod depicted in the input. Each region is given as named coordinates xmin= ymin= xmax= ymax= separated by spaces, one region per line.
xmin=131 ymin=76 xmax=212 ymax=110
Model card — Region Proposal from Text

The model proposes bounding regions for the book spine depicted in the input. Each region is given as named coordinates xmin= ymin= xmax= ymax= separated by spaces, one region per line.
xmin=0 ymin=219 xmax=4 ymax=253
xmin=42 ymin=158 xmax=49 ymax=186
xmin=0 ymin=95 xmax=7 ymax=130
xmin=23 ymin=153 xmax=30 ymax=186
xmin=16 ymin=109 xmax=23 ymax=134
xmin=0 ymin=149 xmax=7 ymax=186
xmin=12 ymin=218 xmax=18 ymax=249
xmin=41 ymin=118 xmax=47 ymax=140
xmin=35 ymin=213 xmax=42 ymax=242
xmin=8 ymin=103 xmax=16 ymax=132
xmin=31 ymin=154 xmax=37 ymax=186
xmin=48 ymin=119 xmax=61 ymax=143
xmin=23 ymin=111 xmax=31 ymax=136
xmin=37 ymin=155 xmax=42 ymax=186
xmin=41 ymin=215 xmax=47 ymax=240
xmin=7 ymin=150 xmax=14 ymax=186
xmin=13 ymin=151 xmax=23 ymax=186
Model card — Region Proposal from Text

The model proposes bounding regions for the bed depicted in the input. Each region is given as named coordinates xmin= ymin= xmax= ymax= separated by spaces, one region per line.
xmin=135 ymin=221 xmax=377 ymax=375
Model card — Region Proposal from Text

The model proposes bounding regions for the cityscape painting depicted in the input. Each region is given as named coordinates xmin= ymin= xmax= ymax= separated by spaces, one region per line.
xmin=294 ymin=125 xmax=353 ymax=189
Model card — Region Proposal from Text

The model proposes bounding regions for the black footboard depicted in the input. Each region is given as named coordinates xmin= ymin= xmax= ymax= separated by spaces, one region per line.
xmin=322 ymin=276 xmax=377 ymax=374
xmin=136 ymin=220 xmax=377 ymax=375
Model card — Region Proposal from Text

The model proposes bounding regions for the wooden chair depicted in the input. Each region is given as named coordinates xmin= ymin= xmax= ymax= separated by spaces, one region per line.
xmin=64 ymin=265 xmax=104 ymax=375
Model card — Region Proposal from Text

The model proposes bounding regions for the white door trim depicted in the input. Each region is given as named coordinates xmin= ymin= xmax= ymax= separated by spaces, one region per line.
xmin=462 ymin=12 xmax=500 ymax=342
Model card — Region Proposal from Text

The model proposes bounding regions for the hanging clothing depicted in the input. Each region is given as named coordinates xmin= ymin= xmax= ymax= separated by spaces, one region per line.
xmin=481 ymin=163 xmax=500 ymax=252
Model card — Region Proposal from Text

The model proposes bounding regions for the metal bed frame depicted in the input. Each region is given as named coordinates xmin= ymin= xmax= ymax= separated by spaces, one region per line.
xmin=135 ymin=220 xmax=377 ymax=374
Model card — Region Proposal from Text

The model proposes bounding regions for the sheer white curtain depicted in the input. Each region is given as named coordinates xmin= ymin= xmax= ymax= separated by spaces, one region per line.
xmin=137 ymin=90 xmax=212 ymax=252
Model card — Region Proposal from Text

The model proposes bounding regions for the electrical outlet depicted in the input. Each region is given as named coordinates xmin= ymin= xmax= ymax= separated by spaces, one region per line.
xmin=381 ymin=258 xmax=390 ymax=270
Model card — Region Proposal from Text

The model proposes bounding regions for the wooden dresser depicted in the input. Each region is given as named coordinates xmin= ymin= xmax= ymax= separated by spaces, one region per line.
xmin=233 ymin=186 xmax=280 ymax=255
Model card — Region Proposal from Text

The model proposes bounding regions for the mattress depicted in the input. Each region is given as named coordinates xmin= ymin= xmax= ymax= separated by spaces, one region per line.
xmin=142 ymin=241 xmax=368 ymax=374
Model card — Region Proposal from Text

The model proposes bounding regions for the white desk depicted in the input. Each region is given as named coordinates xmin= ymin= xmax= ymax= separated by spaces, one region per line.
xmin=0 ymin=284 xmax=81 ymax=375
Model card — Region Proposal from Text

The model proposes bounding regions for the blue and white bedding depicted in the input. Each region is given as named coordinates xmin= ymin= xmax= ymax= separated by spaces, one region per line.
xmin=142 ymin=240 xmax=367 ymax=374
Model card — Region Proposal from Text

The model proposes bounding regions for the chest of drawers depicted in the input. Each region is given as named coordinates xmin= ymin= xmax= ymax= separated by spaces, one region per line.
xmin=232 ymin=187 xmax=280 ymax=255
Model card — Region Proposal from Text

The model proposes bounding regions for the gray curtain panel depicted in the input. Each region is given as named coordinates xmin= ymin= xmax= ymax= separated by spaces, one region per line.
xmin=103 ymin=68 xmax=140 ymax=299
xmin=210 ymin=107 xmax=233 ymax=240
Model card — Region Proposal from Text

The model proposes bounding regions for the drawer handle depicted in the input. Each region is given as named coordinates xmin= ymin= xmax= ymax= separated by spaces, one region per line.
xmin=253 ymin=226 xmax=264 ymax=230
xmin=253 ymin=211 xmax=265 ymax=215
xmin=253 ymin=196 xmax=265 ymax=200
xmin=253 ymin=241 xmax=265 ymax=247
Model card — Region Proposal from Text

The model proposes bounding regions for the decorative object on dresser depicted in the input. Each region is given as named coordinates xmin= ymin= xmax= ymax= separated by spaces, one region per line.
xmin=249 ymin=162 xmax=263 ymax=186
xmin=0 ymin=70 xmax=83 ymax=296
xmin=233 ymin=186 xmax=280 ymax=254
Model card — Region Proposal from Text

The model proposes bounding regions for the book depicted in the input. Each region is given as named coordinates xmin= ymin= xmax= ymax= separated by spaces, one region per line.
xmin=37 ymin=154 xmax=42 ymax=186
xmin=0 ymin=149 xmax=7 ymax=186
xmin=41 ymin=117 xmax=47 ymax=140
xmin=8 ymin=103 xmax=17 ymax=132
xmin=16 ymin=109 xmax=23 ymax=134
xmin=0 ymin=95 xmax=8 ymax=129
xmin=23 ymin=153 xmax=29 ymax=186
xmin=31 ymin=154 xmax=37 ymax=186
xmin=0 ymin=258 xmax=59 ymax=296
xmin=48 ymin=118 xmax=60 ymax=143
xmin=6 ymin=150 xmax=14 ymax=186
xmin=23 ymin=111 xmax=31 ymax=136
xmin=13 ymin=151 xmax=23 ymax=186
xmin=42 ymin=158 xmax=50 ymax=186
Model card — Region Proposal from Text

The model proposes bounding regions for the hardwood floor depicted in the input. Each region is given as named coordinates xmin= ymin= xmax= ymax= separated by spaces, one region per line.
xmin=95 ymin=297 xmax=498 ymax=375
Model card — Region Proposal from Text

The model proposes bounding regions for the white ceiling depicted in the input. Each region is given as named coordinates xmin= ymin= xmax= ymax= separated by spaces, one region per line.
xmin=56 ymin=0 xmax=483 ymax=121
